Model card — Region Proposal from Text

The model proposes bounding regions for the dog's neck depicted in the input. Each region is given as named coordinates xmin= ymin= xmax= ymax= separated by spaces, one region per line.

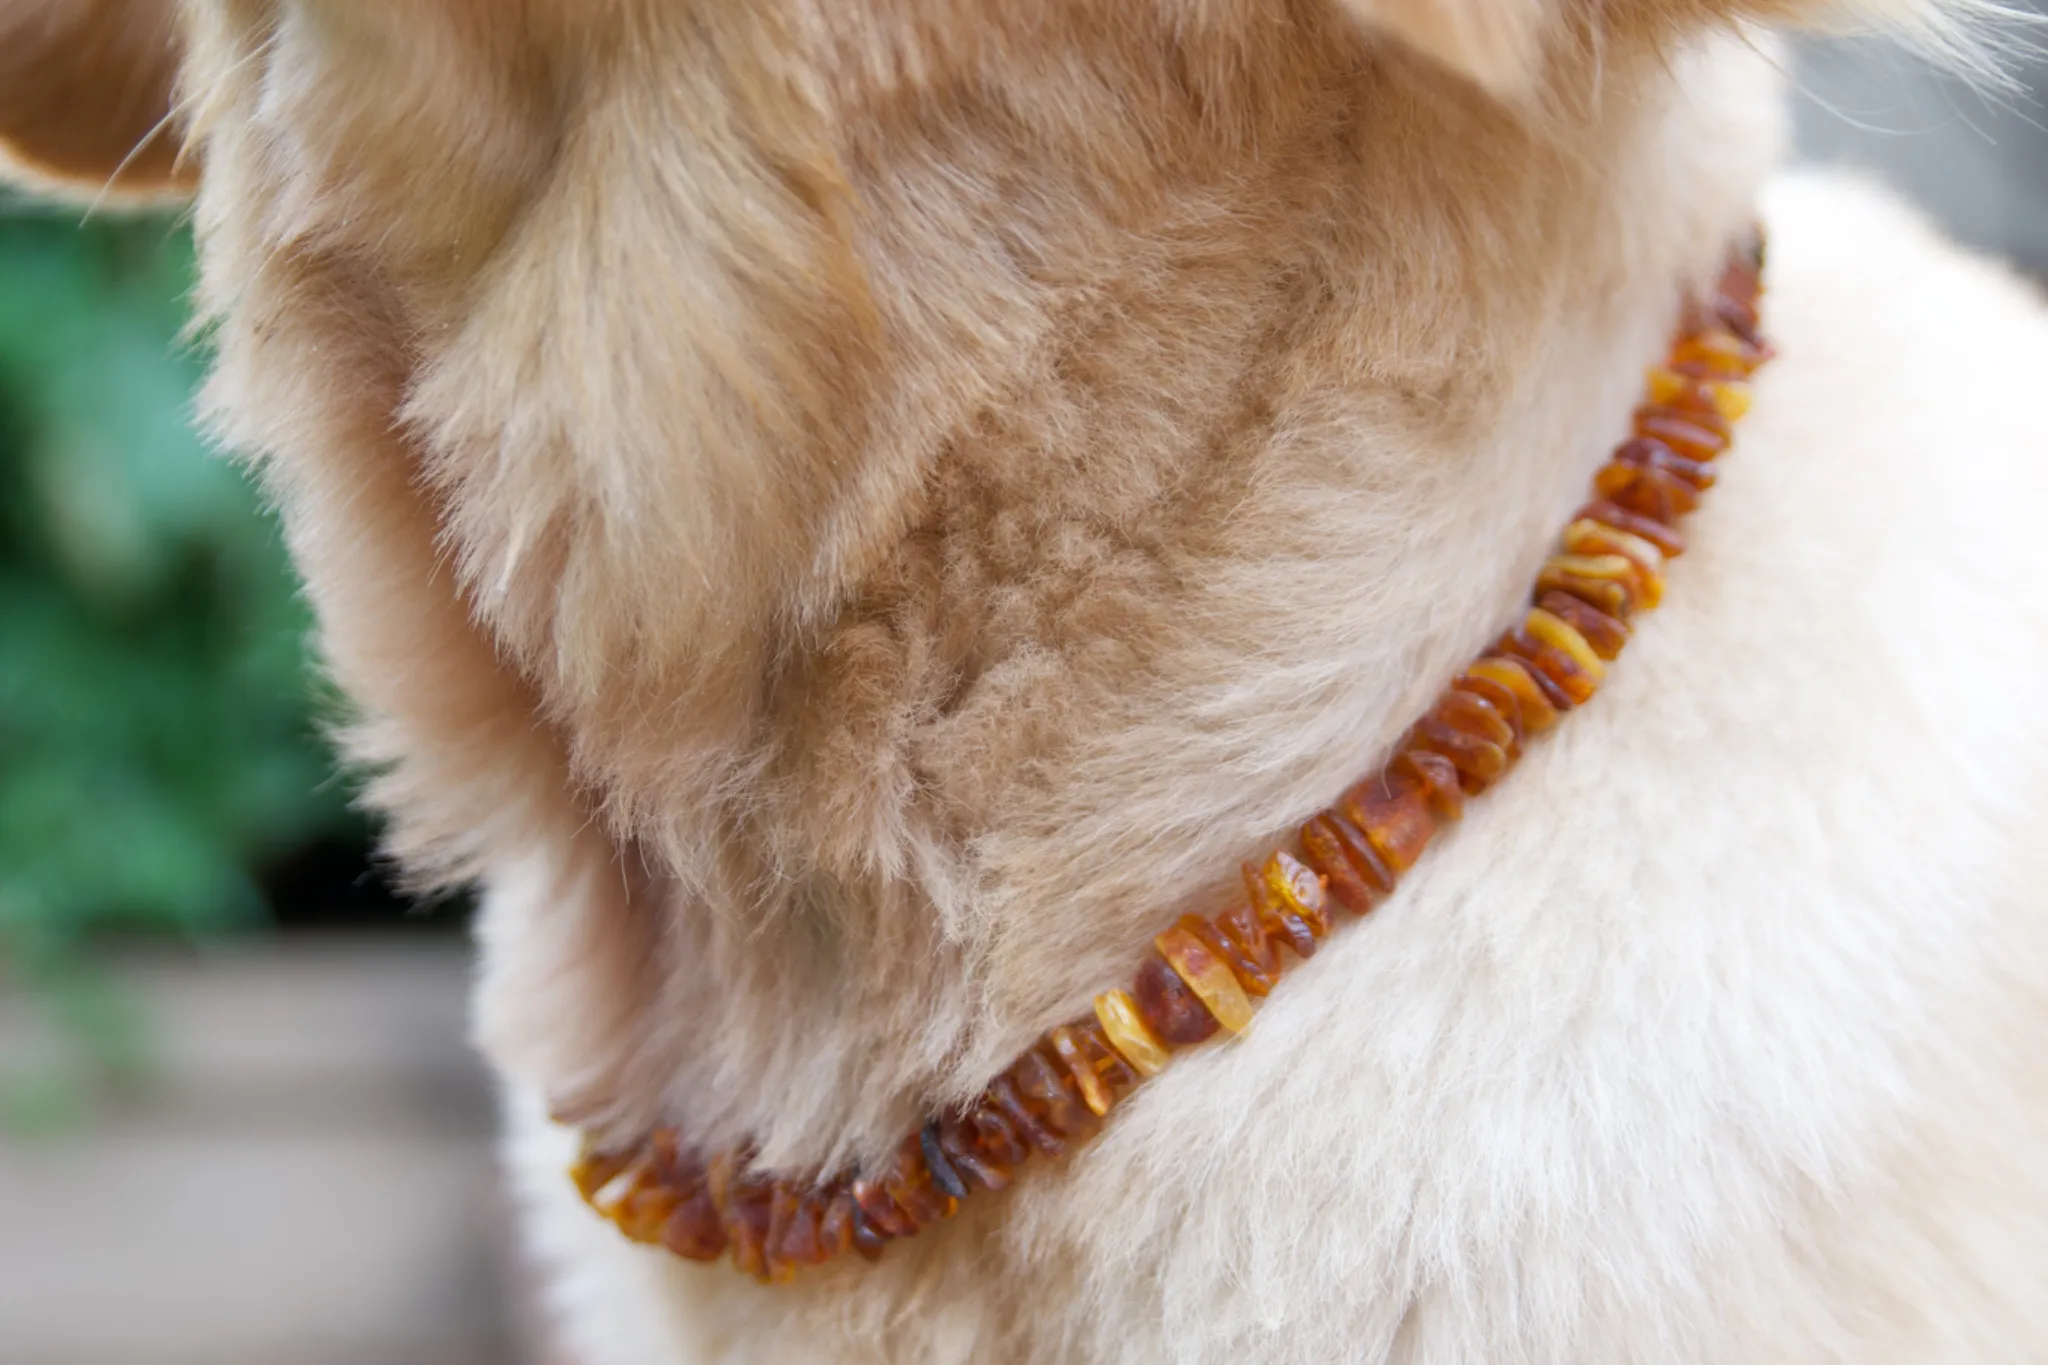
xmin=179 ymin=6 xmax=1785 ymax=1164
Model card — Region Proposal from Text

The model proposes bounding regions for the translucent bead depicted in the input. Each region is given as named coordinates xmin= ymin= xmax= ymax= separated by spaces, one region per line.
xmin=1243 ymin=857 xmax=1319 ymax=958
xmin=1632 ymin=407 xmax=1727 ymax=461
xmin=1575 ymin=499 xmax=1686 ymax=557
xmin=1561 ymin=520 xmax=1665 ymax=607
xmin=1093 ymin=988 xmax=1170 ymax=1077
xmin=817 ymin=1184 xmax=857 ymax=1260
xmin=1299 ymin=812 xmax=1390 ymax=915
xmin=1189 ymin=910 xmax=1280 ymax=996
xmin=1535 ymin=553 xmax=1641 ymax=619
xmin=1537 ymin=591 xmax=1627 ymax=660
xmin=1155 ymin=921 xmax=1256 ymax=1033
xmin=1523 ymin=608 xmax=1607 ymax=683
xmin=1010 ymin=1043 xmax=1099 ymax=1141
xmin=1461 ymin=657 xmax=1559 ymax=734
xmin=1133 ymin=952 xmax=1222 ymax=1044
xmin=1341 ymin=771 xmax=1436 ymax=871
xmin=1615 ymin=436 xmax=1715 ymax=490
xmin=664 ymin=1180 xmax=730 ymax=1262
xmin=1595 ymin=459 xmax=1701 ymax=525
xmin=1447 ymin=671 xmax=1525 ymax=753
xmin=1048 ymin=1021 xmax=1136 ymax=1115
xmin=724 ymin=1173 xmax=776 ymax=1280
xmin=1393 ymin=748 xmax=1464 ymax=821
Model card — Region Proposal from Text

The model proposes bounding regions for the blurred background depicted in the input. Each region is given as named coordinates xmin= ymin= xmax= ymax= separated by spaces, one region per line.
xmin=0 ymin=29 xmax=2043 ymax=1365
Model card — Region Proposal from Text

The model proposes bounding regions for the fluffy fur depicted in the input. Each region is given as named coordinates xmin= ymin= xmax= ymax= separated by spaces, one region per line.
xmin=9 ymin=0 xmax=2048 ymax=1360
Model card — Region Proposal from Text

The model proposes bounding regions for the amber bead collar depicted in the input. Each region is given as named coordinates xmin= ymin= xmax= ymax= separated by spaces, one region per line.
xmin=567 ymin=232 xmax=1773 ymax=1283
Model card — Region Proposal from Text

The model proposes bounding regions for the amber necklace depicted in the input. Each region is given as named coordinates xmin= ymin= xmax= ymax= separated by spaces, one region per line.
xmin=567 ymin=233 xmax=1772 ymax=1283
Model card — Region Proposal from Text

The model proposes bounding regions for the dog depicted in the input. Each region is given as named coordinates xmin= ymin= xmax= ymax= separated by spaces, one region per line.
xmin=7 ymin=1 xmax=2048 ymax=1360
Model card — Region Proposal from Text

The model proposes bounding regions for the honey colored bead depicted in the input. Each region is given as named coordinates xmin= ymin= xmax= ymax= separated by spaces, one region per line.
xmin=1434 ymin=688 xmax=1516 ymax=751
xmin=1538 ymin=591 xmax=1628 ymax=660
xmin=1671 ymin=327 xmax=1763 ymax=376
xmin=1562 ymin=520 xmax=1665 ymax=607
xmin=610 ymin=1168 xmax=683 ymax=1246
xmin=1576 ymin=499 xmax=1687 ymax=556
xmin=1646 ymin=367 xmax=1752 ymax=422
xmin=1262 ymin=851 xmax=1332 ymax=938
xmin=1342 ymin=773 xmax=1436 ymax=871
xmin=1413 ymin=691 xmax=1514 ymax=791
xmin=851 ymin=1174 xmax=916 ymax=1239
xmin=1011 ymin=1043 xmax=1098 ymax=1141
xmin=1523 ymin=608 xmax=1607 ymax=683
xmin=1633 ymin=408 xmax=1728 ymax=461
xmin=570 ymin=1140 xmax=638 ymax=1204
xmin=1243 ymin=860 xmax=1317 ymax=958
xmin=937 ymin=1104 xmax=1027 ymax=1192
xmin=1049 ymin=1023 xmax=1131 ymax=1115
xmin=1393 ymin=748 xmax=1464 ymax=820
xmin=1094 ymin=988 xmax=1170 ymax=1077
xmin=1464 ymin=657 xmax=1559 ymax=734
xmin=1595 ymin=460 xmax=1699 ymax=524
xmin=1615 ymin=436 xmax=1716 ymax=490
xmin=663 ymin=1181 xmax=730 ymax=1262
xmin=986 ymin=1072 xmax=1067 ymax=1158
xmin=918 ymin=1123 xmax=970 ymax=1200
xmin=724 ymin=1175 xmax=776 ymax=1280
xmin=1299 ymin=813 xmax=1388 ymax=915
xmin=1155 ymin=921 xmax=1256 ymax=1033
xmin=1134 ymin=952 xmax=1223 ymax=1044
xmin=1189 ymin=911 xmax=1279 ymax=996
xmin=764 ymin=1183 xmax=813 ymax=1281
xmin=817 ymin=1185 xmax=857 ymax=1261
xmin=884 ymin=1133 xmax=958 ymax=1225
xmin=1498 ymin=628 xmax=1598 ymax=707
xmin=1448 ymin=672 xmax=1525 ymax=753
xmin=1536 ymin=552 xmax=1641 ymax=619
xmin=1073 ymin=1018 xmax=1141 ymax=1089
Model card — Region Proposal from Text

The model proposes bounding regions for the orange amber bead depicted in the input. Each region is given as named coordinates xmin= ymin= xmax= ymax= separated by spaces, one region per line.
xmin=664 ymin=1180 xmax=730 ymax=1262
xmin=1156 ymin=920 xmax=1257 ymax=1031
xmin=1671 ymin=328 xmax=1764 ymax=376
xmin=1093 ymin=988 xmax=1170 ymax=1077
xmin=1411 ymin=691 xmax=1513 ymax=792
xmin=1133 ymin=952 xmax=1222 ymax=1045
xmin=1633 ymin=408 xmax=1728 ymax=461
xmin=1341 ymin=773 xmax=1436 ymax=871
xmin=1615 ymin=436 xmax=1716 ymax=491
xmin=1300 ymin=812 xmax=1391 ymax=915
xmin=1011 ymin=1043 xmax=1098 ymax=1142
xmin=817 ymin=1184 xmax=857 ymax=1260
xmin=1595 ymin=459 xmax=1701 ymax=525
xmin=1576 ymin=499 xmax=1686 ymax=557
xmin=986 ymin=1071 xmax=1067 ymax=1158
xmin=1523 ymin=608 xmax=1606 ymax=683
xmin=1561 ymin=520 xmax=1665 ymax=607
xmin=570 ymin=1140 xmax=638 ymax=1204
xmin=1260 ymin=851 xmax=1332 ymax=939
xmin=1535 ymin=553 xmax=1640 ymax=619
xmin=1537 ymin=591 xmax=1627 ymax=661
xmin=851 ymin=1173 xmax=916 ymax=1239
xmin=1048 ymin=1024 xmax=1119 ymax=1115
xmin=1393 ymin=748 xmax=1464 ymax=820
xmin=1242 ymin=862 xmax=1316 ymax=960
xmin=1462 ymin=657 xmax=1559 ymax=734
xmin=1185 ymin=911 xmax=1278 ymax=997
xmin=724 ymin=1174 xmax=776 ymax=1280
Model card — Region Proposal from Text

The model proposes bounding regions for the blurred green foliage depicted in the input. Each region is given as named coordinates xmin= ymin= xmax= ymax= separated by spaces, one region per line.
xmin=0 ymin=199 xmax=354 ymax=1123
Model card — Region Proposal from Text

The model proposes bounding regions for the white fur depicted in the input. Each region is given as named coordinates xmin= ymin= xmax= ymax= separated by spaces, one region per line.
xmin=503 ymin=167 xmax=2048 ymax=1364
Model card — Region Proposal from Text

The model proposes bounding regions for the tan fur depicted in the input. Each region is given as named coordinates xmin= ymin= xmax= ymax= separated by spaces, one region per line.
xmin=0 ymin=0 xmax=190 ymax=197
xmin=14 ymin=0 xmax=2048 ymax=1359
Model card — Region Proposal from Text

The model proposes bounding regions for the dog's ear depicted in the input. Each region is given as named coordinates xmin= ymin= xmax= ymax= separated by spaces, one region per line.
xmin=1333 ymin=0 xmax=1551 ymax=98
xmin=0 ymin=0 xmax=191 ymax=199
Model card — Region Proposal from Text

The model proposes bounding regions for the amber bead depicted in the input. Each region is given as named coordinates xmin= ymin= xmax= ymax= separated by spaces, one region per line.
xmin=1595 ymin=458 xmax=1701 ymax=525
xmin=1576 ymin=499 xmax=1687 ymax=557
xmin=1244 ymin=857 xmax=1321 ymax=958
xmin=1299 ymin=812 xmax=1389 ymax=915
xmin=1011 ymin=1043 xmax=1098 ymax=1142
xmin=1561 ymin=520 xmax=1665 ymax=607
xmin=763 ymin=1183 xmax=815 ymax=1281
xmin=1448 ymin=671 xmax=1525 ymax=753
xmin=1524 ymin=607 xmax=1606 ymax=682
xmin=1392 ymin=747 xmax=1463 ymax=820
xmin=1462 ymin=657 xmax=1559 ymax=735
xmin=570 ymin=1141 xmax=638 ymax=1204
xmin=851 ymin=1173 xmax=917 ymax=1239
xmin=1536 ymin=552 xmax=1641 ymax=620
xmin=663 ymin=1181 xmax=730 ymax=1261
xmin=1671 ymin=328 xmax=1764 ymax=376
xmin=1537 ymin=591 xmax=1627 ymax=661
xmin=981 ymin=1072 xmax=1062 ymax=1159
xmin=611 ymin=1169 xmax=683 ymax=1246
xmin=817 ymin=1184 xmax=857 ymax=1260
xmin=1411 ymin=691 xmax=1513 ymax=792
xmin=1048 ymin=1021 xmax=1135 ymax=1115
xmin=725 ymin=1174 xmax=776 ymax=1280
xmin=1645 ymin=368 xmax=1752 ymax=422
xmin=883 ymin=1132 xmax=958 ymax=1225
xmin=1156 ymin=920 xmax=1257 ymax=1032
xmin=1633 ymin=408 xmax=1728 ymax=462
xmin=1615 ymin=436 xmax=1716 ymax=491
xmin=1189 ymin=910 xmax=1280 ymax=996
xmin=1093 ymin=989 xmax=1170 ymax=1077
xmin=938 ymin=1103 xmax=1028 ymax=1192
xmin=1133 ymin=952 xmax=1223 ymax=1045
xmin=1262 ymin=852 xmax=1332 ymax=938
xmin=1341 ymin=773 xmax=1436 ymax=872
xmin=849 ymin=1208 xmax=890 ymax=1261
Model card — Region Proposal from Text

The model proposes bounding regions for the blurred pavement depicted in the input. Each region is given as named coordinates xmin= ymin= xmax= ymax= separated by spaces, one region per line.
xmin=0 ymin=942 xmax=538 ymax=1365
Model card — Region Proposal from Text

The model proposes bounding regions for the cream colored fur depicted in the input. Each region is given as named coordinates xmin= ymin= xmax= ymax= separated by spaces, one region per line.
xmin=9 ymin=0 xmax=2048 ymax=1360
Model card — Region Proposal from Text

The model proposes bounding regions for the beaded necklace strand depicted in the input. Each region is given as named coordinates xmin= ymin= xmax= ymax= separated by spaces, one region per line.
xmin=567 ymin=231 xmax=1771 ymax=1283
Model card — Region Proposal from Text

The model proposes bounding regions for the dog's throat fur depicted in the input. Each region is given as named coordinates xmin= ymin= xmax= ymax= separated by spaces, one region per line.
xmin=563 ymin=231 xmax=1773 ymax=1284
